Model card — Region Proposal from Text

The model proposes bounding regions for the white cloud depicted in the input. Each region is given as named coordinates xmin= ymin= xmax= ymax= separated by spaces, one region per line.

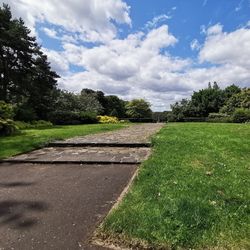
xmin=56 ymin=25 xmax=192 ymax=110
xmin=190 ymin=39 xmax=201 ymax=50
xmin=206 ymin=23 xmax=223 ymax=35
xmin=42 ymin=27 xmax=58 ymax=39
xmin=43 ymin=23 xmax=250 ymax=111
xmin=145 ymin=14 xmax=171 ymax=29
xmin=1 ymin=0 xmax=131 ymax=42
xmin=42 ymin=49 xmax=70 ymax=75
xmin=199 ymin=23 xmax=250 ymax=68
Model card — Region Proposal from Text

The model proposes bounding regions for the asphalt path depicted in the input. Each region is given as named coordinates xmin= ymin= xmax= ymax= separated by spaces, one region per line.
xmin=0 ymin=163 xmax=136 ymax=249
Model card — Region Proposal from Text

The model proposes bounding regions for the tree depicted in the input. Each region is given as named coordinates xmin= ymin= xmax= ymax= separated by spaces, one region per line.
xmin=104 ymin=95 xmax=126 ymax=118
xmin=0 ymin=4 xmax=58 ymax=121
xmin=220 ymin=88 xmax=250 ymax=114
xmin=125 ymin=99 xmax=152 ymax=118
xmin=223 ymin=84 xmax=241 ymax=99
xmin=190 ymin=83 xmax=225 ymax=116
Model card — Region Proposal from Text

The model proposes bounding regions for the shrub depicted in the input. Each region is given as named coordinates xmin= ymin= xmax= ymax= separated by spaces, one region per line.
xmin=232 ymin=108 xmax=250 ymax=123
xmin=48 ymin=111 xmax=98 ymax=125
xmin=0 ymin=101 xmax=14 ymax=119
xmin=14 ymin=120 xmax=53 ymax=129
xmin=0 ymin=118 xmax=19 ymax=136
xmin=97 ymin=115 xmax=119 ymax=124
xmin=48 ymin=111 xmax=81 ymax=125
xmin=79 ymin=111 xmax=98 ymax=124
xmin=14 ymin=105 xmax=37 ymax=122
xmin=207 ymin=113 xmax=233 ymax=123
xmin=31 ymin=120 xmax=53 ymax=128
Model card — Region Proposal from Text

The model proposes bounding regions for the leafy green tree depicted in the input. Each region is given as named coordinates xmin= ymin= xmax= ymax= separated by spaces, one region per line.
xmin=125 ymin=99 xmax=152 ymax=118
xmin=191 ymin=83 xmax=225 ymax=116
xmin=220 ymin=88 xmax=250 ymax=114
xmin=104 ymin=95 xmax=126 ymax=118
xmin=0 ymin=4 xmax=58 ymax=121
xmin=224 ymin=84 xmax=241 ymax=99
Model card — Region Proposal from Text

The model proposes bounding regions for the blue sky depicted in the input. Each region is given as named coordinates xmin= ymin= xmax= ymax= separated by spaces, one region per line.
xmin=3 ymin=0 xmax=250 ymax=110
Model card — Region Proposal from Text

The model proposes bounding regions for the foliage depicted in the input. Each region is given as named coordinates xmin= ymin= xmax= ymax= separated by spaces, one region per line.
xmin=79 ymin=112 xmax=98 ymax=124
xmin=100 ymin=123 xmax=250 ymax=249
xmin=0 ymin=100 xmax=14 ymax=119
xmin=232 ymin=108 xmax=250 ymax=123
xmin=152 ymin=111 xmax=168 ymax=122
xmin=0 ymin=4 xmax=58 ymax=121
xmin=14 ymin=103 xmax=37 ymax=121
xmin=125 ymin=99 xmax=152 ymax=118
xmin=190 ymin=82 xmax=225 ymax=117
xmin=104 ymin=95 xmax=126 ymax=118
xmin=169 ymin=84 xmax=249 ymax=123
xmin=48 ymin=110 xmax=98 ymax=125
xmin=0 ymin=123 xmax=128 ymax=159
xmin=220 ymin=88 xmax=250 ymax=114
xmin=97 ymin=115 xmax=119 ymax=124
xmin=207 ymin=113 xmax=232 ymax=123
xmin=48 ymin=111 xmax=81 ymax=125
xmin=14 ymin=120 xmax=53 ymax=129
xmin=0 ymin=118 xmax=19 ymax=136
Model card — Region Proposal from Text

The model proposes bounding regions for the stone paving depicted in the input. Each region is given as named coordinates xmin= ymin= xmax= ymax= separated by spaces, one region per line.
xmin=4 ymin=123 xmax=164 ymax=164
xmin=6 ymin=147 xmax=151 ymax=164
xmin=50 ymin=123 xmax=164 ymax=146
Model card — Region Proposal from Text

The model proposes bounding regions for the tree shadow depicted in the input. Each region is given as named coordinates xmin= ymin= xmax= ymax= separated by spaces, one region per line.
xmin=0 ymin=200 xmax=49 ymax=229
xmin=0 ymin=182 xmax=35 ymax=188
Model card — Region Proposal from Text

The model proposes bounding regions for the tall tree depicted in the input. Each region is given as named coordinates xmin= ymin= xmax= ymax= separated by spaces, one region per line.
xmin=0 ymin=4 xmax=59 ymax=120
xmin=125 ymin=99 xmax=152 ymax=118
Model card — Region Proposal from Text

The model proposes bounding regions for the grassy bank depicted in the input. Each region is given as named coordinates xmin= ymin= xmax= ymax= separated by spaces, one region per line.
xmin=0 ymin=123 xmax=128 ymax=159
xmin=100 ymin=123 xmax=250 ymax=249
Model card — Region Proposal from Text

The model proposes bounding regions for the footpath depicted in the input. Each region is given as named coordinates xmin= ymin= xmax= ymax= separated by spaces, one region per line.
xmin=0 ymin=123 xmax=163 ymax=250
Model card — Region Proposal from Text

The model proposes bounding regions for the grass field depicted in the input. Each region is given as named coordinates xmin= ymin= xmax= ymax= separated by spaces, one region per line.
xmin=99 ymin=123 xmax=250 ymax=249
xmin=0 ymin=123 xmax=128 ymax=159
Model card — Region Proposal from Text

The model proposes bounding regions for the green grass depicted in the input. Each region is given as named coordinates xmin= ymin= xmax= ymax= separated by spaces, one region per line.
xmin=100 ymin=123 xmax=250 ymax=249
xmin=0 ymin=123 xmax=128 ymax=159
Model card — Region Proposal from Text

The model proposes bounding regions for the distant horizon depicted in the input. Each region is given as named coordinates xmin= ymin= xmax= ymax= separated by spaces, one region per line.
xmin=2 ymin=0 xmax=250 ymax=111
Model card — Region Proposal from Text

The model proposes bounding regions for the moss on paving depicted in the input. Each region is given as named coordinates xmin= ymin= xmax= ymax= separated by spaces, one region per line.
xmin=100 ymin=123 xmax=250 ymax=249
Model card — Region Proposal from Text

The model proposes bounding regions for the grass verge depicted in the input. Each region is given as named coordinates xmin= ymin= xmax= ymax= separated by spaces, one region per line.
xmin=0 ymin=123 xmax=128 ymax=159
xmin=98 ymin=123 xmax=250 ymax=249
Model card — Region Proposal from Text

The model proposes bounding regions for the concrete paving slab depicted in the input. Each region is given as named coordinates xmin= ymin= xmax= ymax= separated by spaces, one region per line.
xmin=4 ymin=147 xmax=151 ymax=164
xmin=0 ymin=163 xmax=137 ymax=250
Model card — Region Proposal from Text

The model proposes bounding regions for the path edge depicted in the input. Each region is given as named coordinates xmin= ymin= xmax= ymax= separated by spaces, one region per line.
xmin=90 ymin=165 xmax=140 ymax=250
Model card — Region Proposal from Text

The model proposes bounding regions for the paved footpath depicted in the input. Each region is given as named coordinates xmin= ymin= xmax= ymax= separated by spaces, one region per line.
xmin=0 ymin=123 xmax=164 ymax=250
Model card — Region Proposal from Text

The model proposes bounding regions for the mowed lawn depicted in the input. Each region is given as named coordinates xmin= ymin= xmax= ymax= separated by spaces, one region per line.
xmin=100 ymin=123 xmax=250 ymax=249
xmin=0 ymin=123 xmax=128 ymax=159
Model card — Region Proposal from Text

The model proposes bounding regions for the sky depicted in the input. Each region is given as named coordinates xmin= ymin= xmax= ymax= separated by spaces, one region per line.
xmin=2 ymin=0 xmax=250 ymax=111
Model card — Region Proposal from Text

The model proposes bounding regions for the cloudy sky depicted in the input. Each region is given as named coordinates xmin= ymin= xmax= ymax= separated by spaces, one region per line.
xmin=2 ymin=0 xmax=250 ymax=110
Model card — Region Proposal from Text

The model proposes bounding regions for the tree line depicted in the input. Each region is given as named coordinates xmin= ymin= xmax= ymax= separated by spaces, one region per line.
xmin=0 ymin=4 xmax=152 ymax=128
xmin=167 ymin=82 xmax=250 ymax=123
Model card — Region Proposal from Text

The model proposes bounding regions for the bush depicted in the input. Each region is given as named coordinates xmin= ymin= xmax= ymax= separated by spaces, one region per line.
xmin=14 ymin=105 xmax=37 ymax=122
xmin=97 ymin=115 xmax=119 ymax=124
xmin=0 ymin=118 xmax=19 ymax=136
xmin=14 ymin=120 xmax=53 ymax=129
xmin=79 ymin=111 xmax=98 ymax=124
xmin=0 ymin=101 xmax=14 ymax=119
xmin=232 ymin=108 xmax=250 ymax=123
xmin=48 ymin=111 xmax=98 ymax=125
xmin=48 ymin=111 xmax=81 ymax=125
xmin=207 ymin=113 xmax=233 ymax=123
